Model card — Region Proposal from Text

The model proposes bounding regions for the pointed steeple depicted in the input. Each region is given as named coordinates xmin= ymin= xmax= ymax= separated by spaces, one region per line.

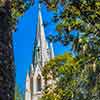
xmin=33 ymin=4 xmax=49 ymax=67
xmin=50 ymin=42 xmax=54 ymax=59
xmin=36 ymin=4 xmax=48 ymax=48
xmin=30 ymin=64 xmax=34 ymax=78
xmin=25 ymin=72 xmax=31 ymax=100
xmin=25 ymin=72 xmax=30 ymax=91
xmin=25 ymin=4 xmax=55 ymax=100
xmin=30 ymin=64 xmax=34 ymax=72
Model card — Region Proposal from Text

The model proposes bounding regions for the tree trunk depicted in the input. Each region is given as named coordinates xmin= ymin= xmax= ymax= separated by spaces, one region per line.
xmin=0 ymin=0 xmax=15 ymax=99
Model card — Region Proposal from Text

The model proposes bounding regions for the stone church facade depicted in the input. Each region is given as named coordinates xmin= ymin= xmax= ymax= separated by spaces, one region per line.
xmin=25 ymin=5 xmax=54 ymax=100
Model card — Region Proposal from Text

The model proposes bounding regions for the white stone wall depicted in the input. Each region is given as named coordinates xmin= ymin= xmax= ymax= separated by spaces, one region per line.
xmin=32 ymin=65 xmax=45 ymax=100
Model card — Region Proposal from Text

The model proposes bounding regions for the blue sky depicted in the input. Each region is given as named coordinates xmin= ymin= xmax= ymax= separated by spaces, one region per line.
xmin=13 ymin=0 xmax=72 ymax=92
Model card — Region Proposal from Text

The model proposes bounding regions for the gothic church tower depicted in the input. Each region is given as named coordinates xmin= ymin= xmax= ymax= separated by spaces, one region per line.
xmin=25 ymin=4 xmax=54 ymax=100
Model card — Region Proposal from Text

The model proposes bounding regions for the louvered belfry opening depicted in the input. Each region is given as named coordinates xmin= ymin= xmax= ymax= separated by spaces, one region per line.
xmin=0 ymin=1 xmax=15 ymax=100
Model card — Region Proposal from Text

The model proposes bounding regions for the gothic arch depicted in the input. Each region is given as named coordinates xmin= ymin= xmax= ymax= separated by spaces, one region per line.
xmin=30 ymin=76 xmax=33 ymax=94
xmin=36 ymin=74 xmax=42 ymax=92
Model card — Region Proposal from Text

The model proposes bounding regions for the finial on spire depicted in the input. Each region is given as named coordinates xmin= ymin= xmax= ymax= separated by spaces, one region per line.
xmin=26 ymin=72 xmax=30 ymax=81
xmin=50 ymin=42 xmax=54 ymax=59
xmin=30 ymin=64 xmax=34 ymax=73
xmin=39 ymin=3 xmax=41 ymax=10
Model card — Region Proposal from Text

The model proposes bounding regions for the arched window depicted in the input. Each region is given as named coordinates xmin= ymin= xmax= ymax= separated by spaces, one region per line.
xmin=37 ymin=75 xmax=42 ymax=91
xmin=30 ymin=77 xmax=33 ymax=93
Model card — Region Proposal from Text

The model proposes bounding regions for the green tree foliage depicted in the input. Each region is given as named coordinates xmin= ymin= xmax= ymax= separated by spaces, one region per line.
xmin=40 ymin=53 xmax=100 ymax=100
xmin=0 ymin=0 xmax=31 ymax=32
xmin=41 ymin=0 xmax=100 ymax=54
xmin=41 ymin=0 xmax=100 ymax=33
xmin=39 ymin=2 xmax=100 ymax=99
xmin=15 ymin=85 xmax=24 ymax=100
xmin=0 ymin=0 xmax=31 ymax=99
xmin=11 ymin=0 xmax=31 ymax=29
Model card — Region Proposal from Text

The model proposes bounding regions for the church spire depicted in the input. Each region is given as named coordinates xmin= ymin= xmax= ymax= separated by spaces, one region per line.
xmin=25 ymin=72 xmax=31 ymax=100
xmin=36 ymin=4 xmax=45 ymax=41
xmin=50 ymin=42 xmax=54 ymax=59
xmin=33 ymin=4 xmax=48 ymax=67
xmin=36 ymin=4 xmax=47 ymax=47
